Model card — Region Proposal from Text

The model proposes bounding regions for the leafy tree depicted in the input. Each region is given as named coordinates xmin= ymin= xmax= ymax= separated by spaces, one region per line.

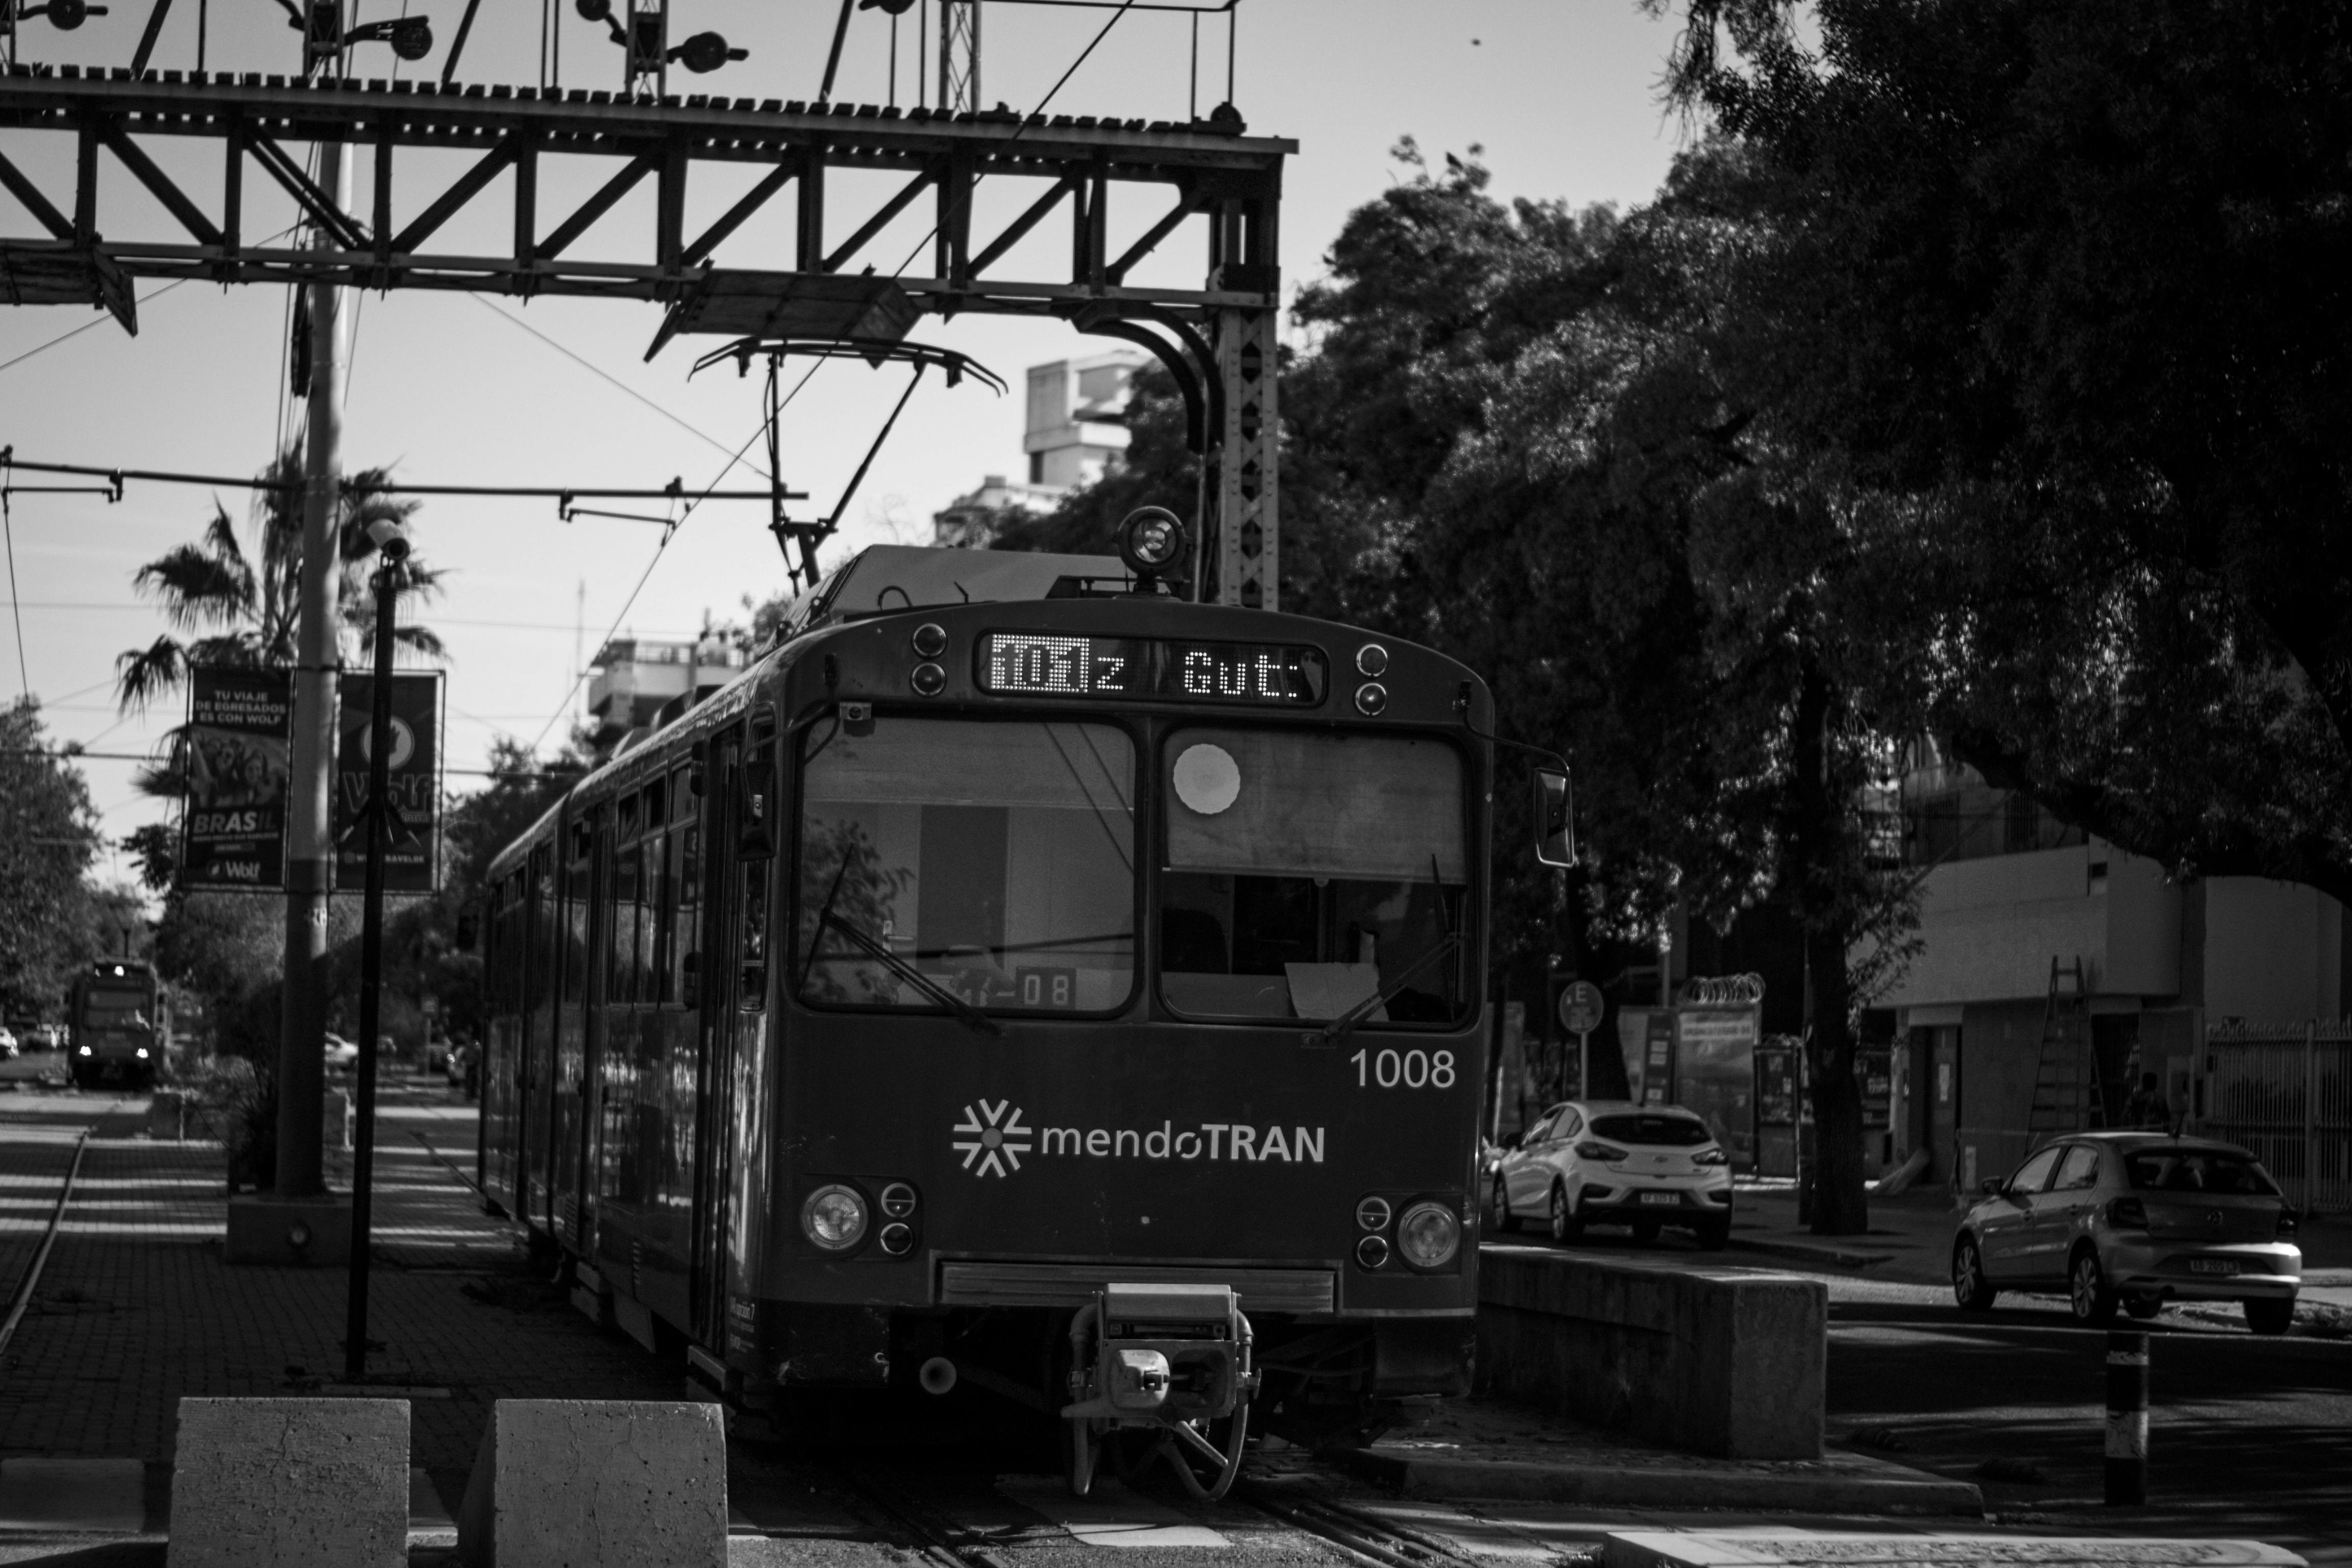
xmin=1653 ymin=0 xmax=2352 ymax=905
xmin=0 ymin=699 xmax=102 ymax=1018
xmin=114 ymin=447 xmax=445 ymax=795
xmin=994 ymin=143 xmax=1910 ymax=1230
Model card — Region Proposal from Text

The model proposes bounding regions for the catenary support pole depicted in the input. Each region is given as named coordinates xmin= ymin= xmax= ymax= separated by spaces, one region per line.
xmin=275 ymin=137 xmax=347 ymax=1204
xmin=2105 ymin=1328 xmax=2148 ymax=1505
xmin=344 ymin=546 xmax=401 ymax=1382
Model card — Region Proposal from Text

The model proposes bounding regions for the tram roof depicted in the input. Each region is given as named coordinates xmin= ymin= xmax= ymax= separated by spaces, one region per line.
xmin=779 ymin=545 xmax=1136 ymax=636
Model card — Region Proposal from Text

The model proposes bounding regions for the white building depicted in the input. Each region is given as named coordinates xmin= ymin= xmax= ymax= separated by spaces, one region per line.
xmin=932 ymin=350 xmax=1145 ymax=547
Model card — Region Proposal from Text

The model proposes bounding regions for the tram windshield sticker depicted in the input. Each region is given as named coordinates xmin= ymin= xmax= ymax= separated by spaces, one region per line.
xmin=978 ymin=632 xmax=1328 ymax=706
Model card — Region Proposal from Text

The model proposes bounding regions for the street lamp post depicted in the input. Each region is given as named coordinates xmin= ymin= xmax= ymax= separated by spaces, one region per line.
xmin=342 ymin=518 xmax=407 ymax=1383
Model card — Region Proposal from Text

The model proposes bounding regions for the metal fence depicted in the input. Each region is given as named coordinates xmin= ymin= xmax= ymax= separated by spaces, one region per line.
xmin=2199 ymin=1021 xmax=2352 ymax=1213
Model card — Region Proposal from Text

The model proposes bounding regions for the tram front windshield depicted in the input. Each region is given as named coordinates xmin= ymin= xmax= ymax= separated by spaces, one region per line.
xmin=1161 ymin=728 xmax=1469 ymax=1025
xmin=797 ymin=717 xmax=1136 ymax=1014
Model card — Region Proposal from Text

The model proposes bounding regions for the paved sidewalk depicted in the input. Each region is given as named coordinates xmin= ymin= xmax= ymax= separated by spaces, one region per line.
xmin=0 ymin=1080 xmax=685 ymax=1484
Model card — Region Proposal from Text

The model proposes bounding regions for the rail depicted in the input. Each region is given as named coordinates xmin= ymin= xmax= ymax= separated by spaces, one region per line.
xmin=0 ymin=1126 xmax=90 ymax=1360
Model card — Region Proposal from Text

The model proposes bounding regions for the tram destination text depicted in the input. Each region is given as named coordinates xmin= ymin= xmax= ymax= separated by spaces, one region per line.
xmin=979 ymin=631 xmax=1329 ymax=705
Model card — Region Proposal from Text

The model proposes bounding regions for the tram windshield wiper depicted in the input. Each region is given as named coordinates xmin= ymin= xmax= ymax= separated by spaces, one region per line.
xmin=1317 ymin=932 xmax=1463 ymax=1048
xmin=815 ymin=912 xmax=1003 ymax=1037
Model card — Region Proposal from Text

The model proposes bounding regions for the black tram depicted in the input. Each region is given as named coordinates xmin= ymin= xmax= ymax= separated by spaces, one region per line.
xmin=69 ymin=958 xmax=164 ymax=1089
xmin=478 ymin=528 xmax=1516 ymax=1493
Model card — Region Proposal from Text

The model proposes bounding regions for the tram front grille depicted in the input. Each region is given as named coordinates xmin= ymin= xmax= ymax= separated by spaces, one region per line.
xmin=938 ymin=1261 xmax=1335 ymax=1315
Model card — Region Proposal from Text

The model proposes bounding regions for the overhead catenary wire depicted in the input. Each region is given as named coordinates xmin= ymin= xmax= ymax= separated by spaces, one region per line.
xmin=522 ymin=364 xmax=820 ymax=755
xmin=469 ymin=296 xmax=777 ymax=481
xmin=0 ymin=453 xmax=794 ymax=506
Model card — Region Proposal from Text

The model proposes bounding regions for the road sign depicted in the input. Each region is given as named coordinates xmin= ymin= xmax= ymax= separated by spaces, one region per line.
xmin=1558 ymin=980 xmax=1605 ymax=1036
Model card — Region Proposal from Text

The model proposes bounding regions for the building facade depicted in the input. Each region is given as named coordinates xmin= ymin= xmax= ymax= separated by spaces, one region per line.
xmin=1881 ymin=751 xmax=2349 ymax=1191
xmin=584 ymin=634 xmax=747 ymax=761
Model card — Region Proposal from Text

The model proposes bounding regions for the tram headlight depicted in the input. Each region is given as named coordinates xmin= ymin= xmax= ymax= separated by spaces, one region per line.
xmin=1355 ymin=682 xmax=1388 ymax=716
xmin=1396 ymin=1201 xmax=1461 ymax=1269
xmin=135 ymin=1047 xmax=150 ymax=1059
xmin=78 ymin=1045 xmax=92 ymax=1057
xmin=1355 ymin=1234 xmax=1390 ymax=1270
xmin=800 ymin=1184 xmax=870 ymax=1252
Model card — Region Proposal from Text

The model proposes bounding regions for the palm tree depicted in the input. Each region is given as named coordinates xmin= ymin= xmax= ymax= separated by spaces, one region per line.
xmin=115 ymin=446 xmax=445 ymax=796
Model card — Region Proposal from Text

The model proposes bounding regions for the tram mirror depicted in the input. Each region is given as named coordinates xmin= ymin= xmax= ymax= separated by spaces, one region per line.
xmin=1533 ymin=767 xmax=1575 ymax=868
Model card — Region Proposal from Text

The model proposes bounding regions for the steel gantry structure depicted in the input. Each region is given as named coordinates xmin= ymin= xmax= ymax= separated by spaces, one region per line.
xmin=0 ymin=65 xmax=1289 ymax=607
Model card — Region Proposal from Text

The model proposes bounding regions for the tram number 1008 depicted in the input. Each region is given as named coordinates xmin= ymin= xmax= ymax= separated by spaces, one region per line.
xmin=1350 ymin=1048 xmax=1457 ymax=1090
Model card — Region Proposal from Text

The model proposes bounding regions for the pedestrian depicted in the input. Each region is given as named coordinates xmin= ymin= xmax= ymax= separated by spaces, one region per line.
xmin=2126 ymin=1071 xmax=2171 ymax=1130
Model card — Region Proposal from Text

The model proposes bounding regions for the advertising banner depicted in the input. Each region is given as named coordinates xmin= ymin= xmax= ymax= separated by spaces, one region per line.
xmin=179 ymin=667 xmax=292 ymax=890
xmin=333 ymin=671 xmax=444 ymax=894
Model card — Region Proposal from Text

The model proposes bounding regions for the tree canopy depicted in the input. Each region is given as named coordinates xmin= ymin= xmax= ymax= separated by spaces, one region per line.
xmin=1656 ymin=0 xmax=2352 ymax=904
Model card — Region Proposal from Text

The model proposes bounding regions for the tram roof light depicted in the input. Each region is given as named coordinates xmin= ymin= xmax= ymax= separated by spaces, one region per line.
xmin=1398 ymin=1201 xmax=1461 ymax=1269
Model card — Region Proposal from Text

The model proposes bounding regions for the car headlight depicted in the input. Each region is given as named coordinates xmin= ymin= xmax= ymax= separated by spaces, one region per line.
xmin=1397 ymin=1201 xmax=1461 ymax=1269
xmin=800 ymin=1184 xmax=869 ymax=1252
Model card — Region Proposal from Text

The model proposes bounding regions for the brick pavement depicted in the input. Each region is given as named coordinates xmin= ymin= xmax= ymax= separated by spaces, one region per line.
xmin=0 ymin=1082 xmax=687 ymax=1481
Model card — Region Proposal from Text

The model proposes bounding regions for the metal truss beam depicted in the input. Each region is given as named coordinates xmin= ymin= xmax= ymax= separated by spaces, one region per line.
xmin=0 ymin=66 xmax=1287 ymax=608
xmin=0 ymin=68 xmax=1286 ymax=317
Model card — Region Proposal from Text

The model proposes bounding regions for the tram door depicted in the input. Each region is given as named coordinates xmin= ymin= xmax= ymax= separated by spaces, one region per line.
xmin=522 ymin=842 xmax=557 ymax=1231
xmin=552 ymin=813 xmax=606 ymax=1251
xmin=690 ymin=727 xmax=745 ymax=1347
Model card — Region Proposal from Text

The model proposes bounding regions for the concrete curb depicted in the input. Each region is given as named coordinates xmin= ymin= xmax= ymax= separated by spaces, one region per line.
xmin=1724 ymin=1236 xmax=1897 ymax=1270
xmin=1331 ymin=1447 xmax=1985 ymax=1517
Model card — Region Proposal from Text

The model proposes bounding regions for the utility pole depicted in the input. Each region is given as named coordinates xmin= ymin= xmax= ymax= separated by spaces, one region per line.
xmin=345 ymin=520 xmax=408 ymax=1380
xmin=275 ymin=138 xmax=346 ymax=1211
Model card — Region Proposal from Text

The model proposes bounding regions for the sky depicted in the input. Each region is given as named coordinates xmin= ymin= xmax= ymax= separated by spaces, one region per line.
xmin=0 ymin=0 xmax=1693 ymax=889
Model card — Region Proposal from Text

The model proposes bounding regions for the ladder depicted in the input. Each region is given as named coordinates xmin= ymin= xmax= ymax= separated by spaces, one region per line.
xmin=2027 ymin=955 xmax=2100 ymax=1133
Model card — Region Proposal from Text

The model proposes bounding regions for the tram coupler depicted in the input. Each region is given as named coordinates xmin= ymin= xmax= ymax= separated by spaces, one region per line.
xmin=1062 ymin=1283 xmax=1256 ymax=1501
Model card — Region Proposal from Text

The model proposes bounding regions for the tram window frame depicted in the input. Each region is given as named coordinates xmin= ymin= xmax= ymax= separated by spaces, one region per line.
xmin=1153 ymin=722 xmax=1477 ymax=1031
xmin=790 ymin=709 xmax=1143 ymax=1022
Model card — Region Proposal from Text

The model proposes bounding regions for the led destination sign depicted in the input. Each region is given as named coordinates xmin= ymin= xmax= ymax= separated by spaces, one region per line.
xmin=979 ymin=632 xmax=1329 ymax=706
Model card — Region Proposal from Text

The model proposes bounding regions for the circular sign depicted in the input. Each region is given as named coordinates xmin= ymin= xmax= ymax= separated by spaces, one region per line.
xmin=1558 ymin=979 xmax=1604 ymax=1035
xmin=1171 ymin=742 xmax=1241 ymax=815
xmin=358 ymin=715 xmax=416 ymax=772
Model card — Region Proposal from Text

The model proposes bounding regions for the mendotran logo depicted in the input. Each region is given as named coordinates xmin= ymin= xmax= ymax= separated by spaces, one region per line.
xmin=952 ymin=1100 xmax=1326 ymax=1178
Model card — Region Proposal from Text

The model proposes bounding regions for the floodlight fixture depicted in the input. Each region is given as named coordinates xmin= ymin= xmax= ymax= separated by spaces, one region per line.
xmin=670 ymin=28 xmax=745 ymax=73
xmin=17 ymin=0 xmax=110 ymax=29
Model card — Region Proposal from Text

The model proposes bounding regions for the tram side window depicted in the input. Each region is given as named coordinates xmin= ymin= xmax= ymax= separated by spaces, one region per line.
xmin=564 ymin=825 xmax=592 ymax=1007
xmin=1160 ymin=728 xmax=1470 ymax=1026
xmin=797 ymin=717 xmax=1137 ymax=1016
xmin=609 ymin=799 xmax=640 ymax=1006
xmin=671 ymin=764 xmax=700 ymax=1007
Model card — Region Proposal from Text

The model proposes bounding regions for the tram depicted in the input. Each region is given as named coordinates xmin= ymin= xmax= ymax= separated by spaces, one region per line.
xmin=479 ymin=516 xmax=1540 ymax=1494
xmin=69 ymin=958 xmax=164 ymax=1089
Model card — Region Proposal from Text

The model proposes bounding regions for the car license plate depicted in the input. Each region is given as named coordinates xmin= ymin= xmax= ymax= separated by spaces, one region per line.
xmin=2189 ymin=1259 xmax=2240 ymax=1276
xmin=1638 ymin=1192 xmax=1679 ymax=1207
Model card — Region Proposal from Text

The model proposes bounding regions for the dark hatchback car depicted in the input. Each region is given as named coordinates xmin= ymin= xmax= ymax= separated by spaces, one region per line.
xmin=1952 ymin=1132 xmax=2301 ymax=1333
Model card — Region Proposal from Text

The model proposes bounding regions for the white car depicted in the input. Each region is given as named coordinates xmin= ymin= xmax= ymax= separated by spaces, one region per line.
xmin=1490 ymin=1099 xmax=1735 ymax=1248
xmin=323 ymin=1034 xmax=360 ymax=1071
xmin=0 ymin=1025 xmax=17 ymax=1060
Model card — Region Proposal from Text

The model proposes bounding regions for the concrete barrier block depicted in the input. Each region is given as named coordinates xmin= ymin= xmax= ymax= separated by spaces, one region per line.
xmin=1476 ymin=1246 xmax=1825 ymax=1460
xmin=165 ymin=1396 xmax=409 ymax=1568
xmin=457 ymin=1400 xmax=726 ymax=1568
xmin=145 ymin=1091 xmax=185 ymax=1140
